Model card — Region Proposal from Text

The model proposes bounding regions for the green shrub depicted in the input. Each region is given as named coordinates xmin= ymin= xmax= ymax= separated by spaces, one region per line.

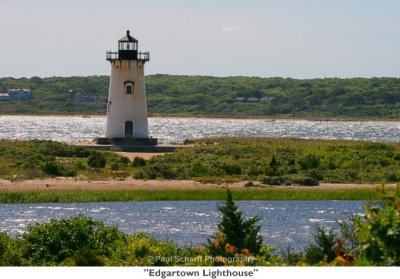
xmin=19 ymin=215 xmax=126 ymax=266
xmin=76 ymin=161 xmax=86 ymax=170
xmin=142 ymin=162 xmax=176 ymax=179
xmin=338 ymin=216 xmax=359 ymax=253
xmin=110 ymin=162 xmax=120 ymax=171
xmin=306 ymin=169 xmax=324 ymax=181
xmin=261 ymin=175 xmax=318 ymax=186
xmin=107 ymin=233 xmax=192 ymax=266
xmin=261 ymin=176 xmax=286 ymax=185
xmin=356 ymin=186 xmax=400 ymax=265
xmin=40 ymin=161 xmax=77 ymax=177
xmin=285 ymin=165 xmax=298 ymax=174
xmin=72 ymin=247 xmax=105 ymax=266
xmin=119 ymin=156 xmax=130 ymax=165
xmin=281 ymin=245 xmax=303 ymax=266
xmin=87 ymin=153 xmax=107 ymax=168
xmin=0 ymin=231 xmax=19 ymax=266
xmin=304 ymin=226 xmax=336 ymax=265
xmin=385 ymin=172 xmax=398 ymax=182
xmin=132 ymin=157 xmax=146 ymax=167
xmin=269 ymin=155 xmax=278 ymax=169
xmin=247 ymin=164 xmax=263 ymax=176
xmin=221 ymin=162 xmax=242 ymax=175
xmin=62 ymin=168 xmax=77 ymax=177
xmin=189 ymin=162 xmax=209 ymax=177
xmin=41 ymin=161 xmax=62 ymax=176
xmin=265 ymin=156 xmax=279 ymax=176
xmin=290 ymin=176 xmax=319 ymax=186
xmin=298 ymin=154 xmax=320 ymax=170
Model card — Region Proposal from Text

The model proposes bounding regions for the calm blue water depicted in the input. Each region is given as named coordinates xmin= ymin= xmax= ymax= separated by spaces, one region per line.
xmin=1 ymin=116 xmax=400 ymax=144
xmin=0 ymin=200 xmax=365 ymax=252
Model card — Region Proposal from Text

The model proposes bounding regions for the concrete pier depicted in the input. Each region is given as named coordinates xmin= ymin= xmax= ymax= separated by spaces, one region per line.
xmin=74 ymin=143 xmax=187 ymax=153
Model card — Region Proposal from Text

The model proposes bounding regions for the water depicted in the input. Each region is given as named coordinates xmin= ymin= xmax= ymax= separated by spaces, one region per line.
xmin=1 ymin=116 xmax=400 ymax=144
xmin=0 ymin=200 xmax=365 ymax=252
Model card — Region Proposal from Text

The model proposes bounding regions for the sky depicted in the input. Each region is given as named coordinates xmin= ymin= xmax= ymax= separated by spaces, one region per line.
xmin=0 ymin=0 xmax=399 ymax=78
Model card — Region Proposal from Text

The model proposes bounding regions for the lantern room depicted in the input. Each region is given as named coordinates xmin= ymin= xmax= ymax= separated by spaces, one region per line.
xmin=106 ymin=30 xmax=149 ymax=62
xmin=118 ymin=30 xmax=138 ymax=60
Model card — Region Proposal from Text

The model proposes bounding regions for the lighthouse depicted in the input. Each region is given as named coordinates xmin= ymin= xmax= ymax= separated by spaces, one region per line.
xmin=99 ymin=30 xmax=156 ymax=145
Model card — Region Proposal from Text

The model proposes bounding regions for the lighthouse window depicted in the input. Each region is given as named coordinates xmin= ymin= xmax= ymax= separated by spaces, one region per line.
xmin=126 ymin=85 xmax=132 ymax=95
xmin=120 ymin=42 xmax=135 ymax=50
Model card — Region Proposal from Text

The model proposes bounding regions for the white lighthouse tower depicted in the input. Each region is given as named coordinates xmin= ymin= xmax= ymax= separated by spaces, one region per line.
xmin=99 ymin=30 xmax=156 ymax=145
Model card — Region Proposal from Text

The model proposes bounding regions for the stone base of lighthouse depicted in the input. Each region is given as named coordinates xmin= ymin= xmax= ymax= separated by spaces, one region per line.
xmin=96 ymin=137 xmax=158 ymax=146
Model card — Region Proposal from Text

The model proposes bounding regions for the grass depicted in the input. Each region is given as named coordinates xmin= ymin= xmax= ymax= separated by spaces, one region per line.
xmin=0 ymin=188 xmax=377 ymax=203
xmin=3 ymin=138 xmax=400 ymax=185
xmin=137 ymin=137 xmax=400 ymax=185
xmin=0 ymin=139 xmax=132 ymax=180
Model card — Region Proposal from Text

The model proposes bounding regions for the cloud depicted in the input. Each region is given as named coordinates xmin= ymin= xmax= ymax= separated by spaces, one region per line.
xmin=221 ymin=25 xmax=243 ymax=32
xmin=0 ymin=6 xmax=4 ymax=11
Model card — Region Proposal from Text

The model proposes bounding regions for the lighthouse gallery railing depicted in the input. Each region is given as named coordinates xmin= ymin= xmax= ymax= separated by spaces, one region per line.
xmin=106 ymin=51 xmax=150 ymax=62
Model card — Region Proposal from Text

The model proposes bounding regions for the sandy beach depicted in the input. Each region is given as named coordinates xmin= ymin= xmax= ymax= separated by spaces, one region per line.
xmin=0 ymin=177 xmax=394 ymax=191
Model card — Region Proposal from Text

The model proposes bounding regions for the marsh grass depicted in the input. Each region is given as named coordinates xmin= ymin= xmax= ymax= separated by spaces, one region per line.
xmin=137 ymin=137 xmax=400 ymax=185
xmin=0 ymin=137 xmax=400 ymax=186
xmin=2 ymin=138 xmax=400 ymax=186
xmin=0 ymin=140 xmax=131 ymax=180
xmin=0 ymin=188 xmax=377 ymax=203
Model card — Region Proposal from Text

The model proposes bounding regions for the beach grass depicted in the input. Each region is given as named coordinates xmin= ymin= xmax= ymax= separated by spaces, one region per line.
xmin=0 ymin=188 xmax=377 ymax=203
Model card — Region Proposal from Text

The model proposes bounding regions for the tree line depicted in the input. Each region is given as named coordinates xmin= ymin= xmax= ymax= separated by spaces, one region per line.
xmin=1 ymin=75 xmax=400 ymax=119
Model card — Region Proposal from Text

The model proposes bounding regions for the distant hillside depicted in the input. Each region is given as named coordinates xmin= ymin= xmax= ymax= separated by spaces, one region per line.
xmin=1 ymin=75 xmax=400 ymax=119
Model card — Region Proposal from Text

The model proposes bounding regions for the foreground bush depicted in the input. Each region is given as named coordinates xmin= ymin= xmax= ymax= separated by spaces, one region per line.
xmin=299 ymin=186 xmax=400 ymax=266
xmin=107 ymin=233 xmax=194 ymax=266
xmin=356 ymin=186 xmax=400 ymax=265
xmin=304 ymin=226 xmax=336 ymax=264
xmin=0 ymin=232 xmax=19 ymax=266
xmin=19 ymin=215 xmax=126 ymax=266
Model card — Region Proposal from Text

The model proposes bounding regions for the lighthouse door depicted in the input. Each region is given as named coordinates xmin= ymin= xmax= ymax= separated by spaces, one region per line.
xmin=125 ymin=121 xmax=134 ymax=138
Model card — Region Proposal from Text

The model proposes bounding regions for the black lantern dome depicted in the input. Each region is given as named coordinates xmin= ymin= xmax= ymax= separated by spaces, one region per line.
xmin=106 ymin=30 xmax=149 ymax=62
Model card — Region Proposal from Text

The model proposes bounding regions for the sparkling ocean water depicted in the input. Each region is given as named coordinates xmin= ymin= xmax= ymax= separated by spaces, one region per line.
xmin=0 ymin=200 xmax=365 ymax=251
xmin=1 ymin=116 xmax=400 ymax=144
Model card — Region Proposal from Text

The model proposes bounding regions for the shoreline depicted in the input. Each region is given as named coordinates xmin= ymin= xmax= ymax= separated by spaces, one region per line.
xmin=0 ymin=178 xmax=393 ymax=191
xmin=1 ymin=114 xmax=400 ymax=122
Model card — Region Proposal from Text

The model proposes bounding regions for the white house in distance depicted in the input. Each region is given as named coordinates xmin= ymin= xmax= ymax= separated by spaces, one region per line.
xmin=0 ymin=93 xmax=11 ymax=101
xmin=97 ymin=30 xmax=157 ymax=146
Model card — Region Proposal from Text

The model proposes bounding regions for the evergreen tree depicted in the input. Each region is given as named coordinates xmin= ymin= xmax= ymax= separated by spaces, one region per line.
xmin=207 ymin=189 xmax=263 ymax=257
